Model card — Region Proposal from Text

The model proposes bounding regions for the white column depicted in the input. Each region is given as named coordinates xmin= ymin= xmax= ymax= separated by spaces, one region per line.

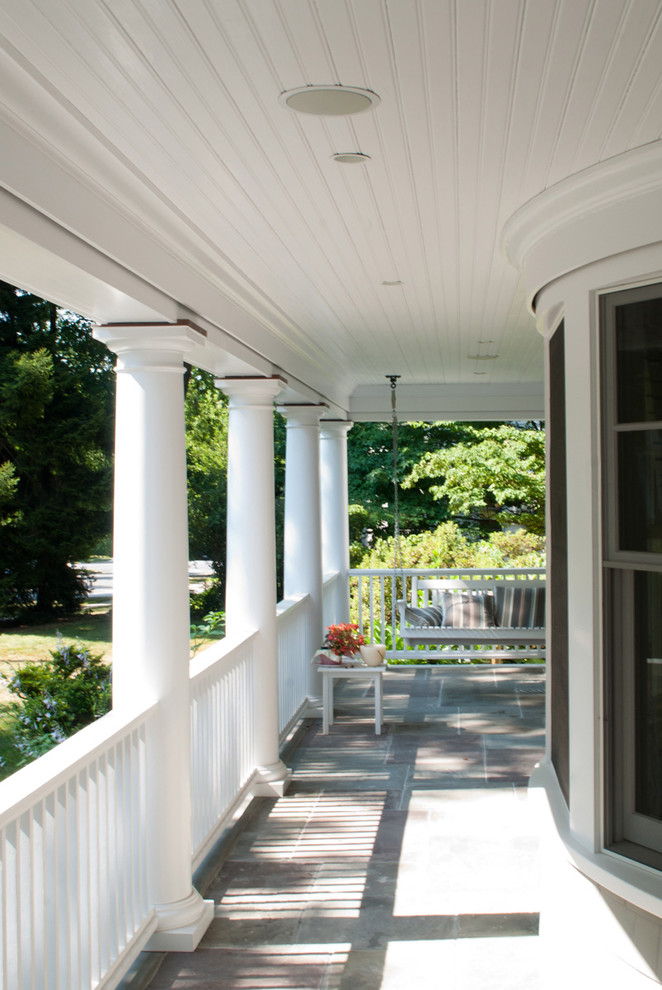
xmin=216 ymin=377 xmax=291 ymax=796
xmin=94 ymin=324 xmax=213 ymax=951
xmin=320 ymin=420 xmax=353 ymax=623
xmin=281 ymin=405 xmax=325 ymax=700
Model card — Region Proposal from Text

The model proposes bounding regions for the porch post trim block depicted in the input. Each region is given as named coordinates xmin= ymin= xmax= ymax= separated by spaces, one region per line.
xmin=280 ymin=404 xmax=327 ymax=704
xmin=216 ymin=376 xmax=292 ymax=796
xmin=95 ymin=323 xmax=213 ymax=950
xmin=319 ymin=420 xmax=353 ymax=621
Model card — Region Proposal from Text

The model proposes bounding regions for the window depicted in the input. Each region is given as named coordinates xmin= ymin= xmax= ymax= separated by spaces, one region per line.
xmin=603 ymin=284 xmax=662 ymax=867
xmin=549 ymin=322 xmax=569 ymax=805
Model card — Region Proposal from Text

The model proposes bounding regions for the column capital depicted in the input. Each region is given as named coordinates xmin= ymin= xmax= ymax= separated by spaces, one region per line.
xmin=215 ymin=376 xmax=287 ymax=407
xmin=279 ymin=403 xmax=328 ymax=427
xmin=320 ymin=419 xmax=353 ymax=439
xmin=94 ymin=322 xmax=204 ymax=371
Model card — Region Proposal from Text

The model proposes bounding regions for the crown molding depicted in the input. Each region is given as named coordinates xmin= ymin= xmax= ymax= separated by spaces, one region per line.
xmin=502 ymin=142 xmax=662 ymax=309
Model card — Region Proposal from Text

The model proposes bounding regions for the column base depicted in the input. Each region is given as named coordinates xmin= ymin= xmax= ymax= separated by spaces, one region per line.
xmin=145 ymin=889 xmax=214 ymax=952
xmin=252 ymin=759 xmax=292 ymax=797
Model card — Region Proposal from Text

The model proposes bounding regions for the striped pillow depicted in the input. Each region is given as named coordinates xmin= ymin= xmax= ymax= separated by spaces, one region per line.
xmin=494 ymin=586 xmax=545 ymax=628
xmin=404 ymin=604 xmax=444 ymax=627
xmin=440 ymin=591 xmax=497 ymax=628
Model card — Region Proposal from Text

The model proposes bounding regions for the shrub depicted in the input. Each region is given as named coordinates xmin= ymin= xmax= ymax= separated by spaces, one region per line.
xmin=190 ymin=610 xmax=226 ymax=654
xmin=350 ymin=523 xmax=546 ymax=651
xmin=190 ymin=578 xmax=224 ymax=620
xmin=357 ymin=521 xmax=545 ymax=571
xmin=4 ymin=638 xmax=111 ymax=766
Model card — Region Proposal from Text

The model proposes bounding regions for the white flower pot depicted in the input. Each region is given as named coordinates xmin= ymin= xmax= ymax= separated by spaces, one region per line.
xmin=359 ymin=644 xmax=386 ymax=666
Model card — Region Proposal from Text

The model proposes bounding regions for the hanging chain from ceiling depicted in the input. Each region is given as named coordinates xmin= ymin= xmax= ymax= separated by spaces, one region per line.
xmin=386 ymin=375 xmax=401 ymax=571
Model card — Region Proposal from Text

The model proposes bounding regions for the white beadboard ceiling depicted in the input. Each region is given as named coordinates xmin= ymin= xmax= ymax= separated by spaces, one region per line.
xmin=1 ymin=0 xmax=662 ymax=416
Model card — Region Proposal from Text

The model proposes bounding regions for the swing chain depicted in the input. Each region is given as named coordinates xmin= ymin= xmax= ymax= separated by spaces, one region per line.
xmin=386 ymin=376 xmax=401 ymax=572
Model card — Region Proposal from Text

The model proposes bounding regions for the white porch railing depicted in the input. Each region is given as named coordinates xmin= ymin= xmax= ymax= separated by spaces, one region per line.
xmin=0 ymin=705 xmax=157 ymax=990
xmin=0 ymin=578 xmax=346 ymax=990
xmin=277 ymin=594 xmax=313 ymax=739
xmin=190 ymin=632 xmax=259 ymax=869
xmin=350 ymin=567 xmax=546 ymax=657
xmin=0 ymin=567 xmax=548 ymax=989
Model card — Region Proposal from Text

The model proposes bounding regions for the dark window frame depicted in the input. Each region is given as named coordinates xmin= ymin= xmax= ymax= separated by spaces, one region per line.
xmin=602 ymin=283 xmax=662 ymax=868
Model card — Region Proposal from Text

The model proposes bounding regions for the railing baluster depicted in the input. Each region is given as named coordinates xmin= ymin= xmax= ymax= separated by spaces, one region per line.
xmin=348 ymin=566 xmax=546 ymax=659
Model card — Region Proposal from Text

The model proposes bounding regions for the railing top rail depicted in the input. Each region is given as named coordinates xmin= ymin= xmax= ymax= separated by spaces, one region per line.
xmin=277 ymin=592 xmax=309 ymax=617
xmin=349 ymin=566 xmax=546 ymax=577
xmin=190 ymin=628 xmax=259 ymax=682
xmin=0 ymin=701 xmax=159 ymax=825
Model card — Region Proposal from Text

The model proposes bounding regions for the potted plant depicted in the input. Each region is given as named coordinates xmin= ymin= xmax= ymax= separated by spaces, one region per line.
xmin=315 ymin=623 xmax=365 ymax=665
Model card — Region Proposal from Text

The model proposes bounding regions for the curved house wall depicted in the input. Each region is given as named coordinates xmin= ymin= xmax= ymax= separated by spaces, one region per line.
xmin=504 ymin=143 xmax=662 ymax=988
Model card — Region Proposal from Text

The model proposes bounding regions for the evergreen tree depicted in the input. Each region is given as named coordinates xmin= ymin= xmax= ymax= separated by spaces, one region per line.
xmin=0 ymin=282 xmax=114 ymax=620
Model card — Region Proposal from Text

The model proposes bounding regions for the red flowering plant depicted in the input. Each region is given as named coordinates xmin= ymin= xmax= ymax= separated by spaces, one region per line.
xmin=323 ymin=623 xmax=365 ymax=658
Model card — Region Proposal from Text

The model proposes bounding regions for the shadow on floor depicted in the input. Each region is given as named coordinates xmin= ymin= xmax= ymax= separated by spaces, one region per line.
xmin=130 ymin=665 xmax=546 ymax=990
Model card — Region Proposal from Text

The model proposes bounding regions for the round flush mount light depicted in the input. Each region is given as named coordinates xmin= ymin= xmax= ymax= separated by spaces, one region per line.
xmin=280 ymin=85 xmax=380 ymax=116
xmin=332 ymin=152 xmax=371 ymax=164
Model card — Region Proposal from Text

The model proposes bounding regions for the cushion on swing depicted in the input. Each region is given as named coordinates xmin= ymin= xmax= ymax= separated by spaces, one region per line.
xmin=404 ymin=604 xmax=443 ymax=627
xmin=439 ymin=591 xmax=497 ymax=628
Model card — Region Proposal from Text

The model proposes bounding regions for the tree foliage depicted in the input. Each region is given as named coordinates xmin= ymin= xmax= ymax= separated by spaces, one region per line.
xmin=358 ymin=521 xmax=546 ymax=571
xmin=402 ymin=422 xmax=545 ymax=536
xmin=185 ymin=369 xmax=228 ymax=578
xmin=348 ymin=420 xmax=476 ymax=563
xmin=0 ymin=282 xmax=114 ymax=620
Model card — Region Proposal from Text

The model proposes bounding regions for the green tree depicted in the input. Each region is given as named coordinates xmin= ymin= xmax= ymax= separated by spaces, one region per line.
xmin=185 ymin=369 xmax=228 ymax=579
xmin=184 ymin=377 xmax=288 ymax=610
xmin=348 ymin=420 xmax=508 ymax=562
xmin=348 ymin=421 xmax=453 ymax=541
xmin=0 ymin=282 xmax=114 ymax=620
xmin=403 ymin=422 xmax=545 ymax=536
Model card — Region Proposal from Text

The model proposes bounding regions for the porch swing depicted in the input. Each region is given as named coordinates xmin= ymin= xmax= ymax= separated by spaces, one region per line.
xmin=390 ymin=379 xmax=547 ymax=662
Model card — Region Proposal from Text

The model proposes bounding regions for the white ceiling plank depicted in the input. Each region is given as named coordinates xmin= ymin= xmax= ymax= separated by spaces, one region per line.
xmin=0 ymin=0 xmax=660 ymax=407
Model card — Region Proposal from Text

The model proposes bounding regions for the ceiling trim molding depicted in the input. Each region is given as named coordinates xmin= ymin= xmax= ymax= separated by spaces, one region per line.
xmin=502 ymin=142 xmax=662 ymax=309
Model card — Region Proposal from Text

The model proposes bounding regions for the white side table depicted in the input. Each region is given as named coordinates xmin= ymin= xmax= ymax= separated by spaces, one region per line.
xmin=316 ymin=663 xmax=386 ymax=735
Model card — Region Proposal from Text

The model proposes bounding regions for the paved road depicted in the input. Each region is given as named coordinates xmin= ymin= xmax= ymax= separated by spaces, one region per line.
xmin=80 ymin=560 xmax=215 ymax=600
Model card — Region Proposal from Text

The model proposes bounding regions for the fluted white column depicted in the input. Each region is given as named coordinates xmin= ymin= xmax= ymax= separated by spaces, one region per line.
xmin=216 ymin=377 xmax=291 ymax=796
xmin=95 ymin=323 xmax=213 ymax=951
xmin=320 ymin=420 xmax=353 ymax=623
xmin=281 ymin=405 xmax=325 ymax=700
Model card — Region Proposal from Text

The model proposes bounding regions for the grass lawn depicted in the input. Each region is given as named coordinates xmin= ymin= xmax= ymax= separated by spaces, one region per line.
xmin=0 ymin=608 xmax=113 ymax=779
xmin=0 ymin=603 xmax=222 ymax=780
xmin=0 ymin=608 xmax=112 ymax=703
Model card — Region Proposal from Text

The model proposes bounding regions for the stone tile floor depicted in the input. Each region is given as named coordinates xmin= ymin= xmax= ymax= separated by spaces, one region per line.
xmin=137 ymin=665 xmax=546 ymax=990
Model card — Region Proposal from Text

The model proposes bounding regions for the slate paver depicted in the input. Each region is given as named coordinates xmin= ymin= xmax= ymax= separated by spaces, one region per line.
xmin=136 ymin=666 xmax=546 ymax=990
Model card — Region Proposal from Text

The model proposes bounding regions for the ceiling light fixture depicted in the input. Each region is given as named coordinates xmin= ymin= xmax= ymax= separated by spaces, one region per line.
xmin=332 ymin=152 xmax=371 ymax=164
xmin=381 ymin=280 xmax=404 ymax=286
xmin=279 ymin=85 xmax=380 ymax=116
